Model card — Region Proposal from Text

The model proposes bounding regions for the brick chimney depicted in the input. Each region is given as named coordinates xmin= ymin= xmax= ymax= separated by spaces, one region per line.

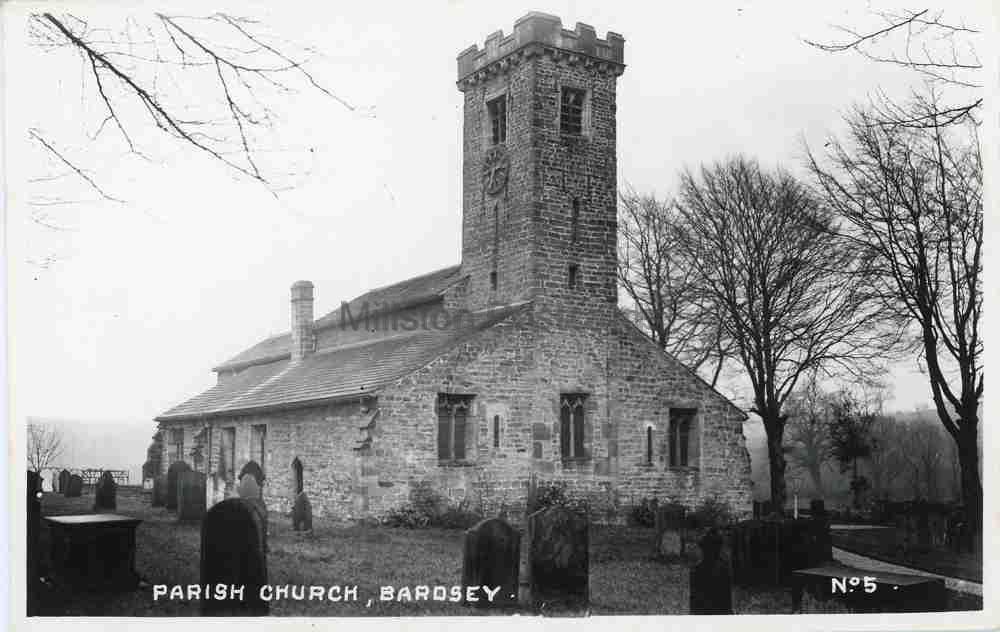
xmin=290 ymin=280 xmax=315 ymax=361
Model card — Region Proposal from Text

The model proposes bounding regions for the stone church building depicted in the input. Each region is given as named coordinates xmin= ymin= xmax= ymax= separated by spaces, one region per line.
xmin=154 ymin=13 xmax=752 ymax=521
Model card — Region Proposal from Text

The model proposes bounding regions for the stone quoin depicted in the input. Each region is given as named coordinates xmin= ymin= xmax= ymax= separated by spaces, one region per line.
xmin=153 ymin=12 xmax=752 ymax=523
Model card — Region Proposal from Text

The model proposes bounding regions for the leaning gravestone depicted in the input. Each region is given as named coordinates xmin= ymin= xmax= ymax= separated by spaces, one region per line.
xmin=152 ymin=474 xmax=167 ymax=507
xmin=200 ymin=498 xmax=269 ymax=616
xmin=655 ymin=502 xmax=687 ymax=558
xmin=93 ymin=470 xmax=117 ymax=511
xmin=239 ymin=474 xmax=268 ymax=551
xmin=528 ymin=505 xmax=589 ymax=613
xmin=689 ymin=527 xmax=733 ymax=614
xmin=59 ymin=470 xmax=71 ymax=496
xmin=178 ymin=471 xmax=207 ymax=521
xmin=238 ymin=461 xmax=265 ymax=490
xmin=27 ymin=471 xmax=42 ymax=616
xmin=166 ymin=462 xmax=192 ymax=511
xmin=65 ymin=474 xmax=84 ymax=498
xmin=292 ymin=491 xmax=312 ymax=533
xmin=462 ymin=517 xmax=520 ymax=608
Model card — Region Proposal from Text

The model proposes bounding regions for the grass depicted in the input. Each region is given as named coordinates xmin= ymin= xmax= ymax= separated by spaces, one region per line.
xmin=831 ymin=526 xmax=982 ymax=583
xmin=33 ymin=492 xmax=982 ymax=616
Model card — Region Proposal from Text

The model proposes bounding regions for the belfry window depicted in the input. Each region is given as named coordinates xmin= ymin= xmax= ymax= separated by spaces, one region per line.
xmin=438 ymin=394 xmax=474 ymax=462
xmin=560 ymin=87 xmax=586 ymax=135
xmin=560 ymin=394 xmax=587 ymax=459
xmin=487 ymin=95 xmax=507 ymax=145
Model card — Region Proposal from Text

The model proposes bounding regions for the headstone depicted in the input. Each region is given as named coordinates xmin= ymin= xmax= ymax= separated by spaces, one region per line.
xmin=27 ymin=471 xmax=42 ymax=616
xmin=528 ymin=506 xmax=588 ymax=612
xmin=51 ymin=471 xmax=59 ymax=493
xmin=178 ymin=471 xmax=207 ymax=521
xmin=166 ymin=462 xmax=192 ymax=510
xmin=689 ymin=528 xmax=733 ymax=614
xmin=292 ymin=491 xmax=312 ymax=532
xmin=239 ymin=474 xmax=269 ymax=552
xmin=59 ymin=469 xmax=71 ymax=496
xmin=200 ymin=498 xmax=269 ymax=616
xmin=152 ymin=474 xmax=167 ymax=507
xmin=654 ymin=502 xmax=687 ymax=558
xmin=238 ymin=461 xmax=265 ymax=489
xmin=65 ymin=474 xmax=83 ymax=498
xmin=93 ymin=470 xmax=118 ymax=511
xmin=462 ymin=518 xmax=520 ymax=608
xmin=809 ymin=499 xmax=826 ymax=517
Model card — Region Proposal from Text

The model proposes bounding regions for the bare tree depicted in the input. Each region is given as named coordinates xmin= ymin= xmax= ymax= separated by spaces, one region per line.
xmin=804 ymin=8 xmax=982 ymax=127
xmin=898 ymin=420 xmax=948 ymax=500
xmin=867 ymin=414 xmax=909 ymax=499
xmin=807 ymin=97 xmax=983 ymax=532
xmin=784 ymin=374 xmax=833 ymax=497
xmin=27 ymin=422 xmax=64 ymax=473
xmin=617 ymin=189 xmax=732 ymax=386
xmin=675 ymin=156 xmax=895 ymax=511
xmin=27 ymin=11 xmax=364 ymax=211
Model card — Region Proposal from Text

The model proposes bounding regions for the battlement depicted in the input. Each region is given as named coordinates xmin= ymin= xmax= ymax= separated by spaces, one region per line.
xmin=457 ymin=12 xmax=625 ymax=83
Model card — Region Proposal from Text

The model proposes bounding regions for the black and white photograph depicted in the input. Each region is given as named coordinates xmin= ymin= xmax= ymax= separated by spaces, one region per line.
xmin=5 ymin=0 xmax=996 ymax=626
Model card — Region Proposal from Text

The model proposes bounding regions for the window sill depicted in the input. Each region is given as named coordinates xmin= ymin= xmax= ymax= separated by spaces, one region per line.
xmin=438 ymin=460 xmax=476 ymax=468
xmin=666 ymin=466 xmax=699 ymax=473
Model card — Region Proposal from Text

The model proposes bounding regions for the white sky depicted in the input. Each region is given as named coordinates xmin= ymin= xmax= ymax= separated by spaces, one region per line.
xmin=4 ymin=1 xmax=997 ymax=460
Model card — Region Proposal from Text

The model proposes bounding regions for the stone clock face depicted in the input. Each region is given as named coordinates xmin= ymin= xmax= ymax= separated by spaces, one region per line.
xmin=482 ymin=147 xmax=510 ymax=196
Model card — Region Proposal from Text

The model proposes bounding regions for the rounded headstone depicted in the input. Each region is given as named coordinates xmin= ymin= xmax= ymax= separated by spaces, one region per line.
xmin=59 ymin=470 xmax=71 ymax=496
xmin=462 ymin=517 xmax=520 ymax=608
xmin=238 ymin=473 xmax=261 ymax=500
xmin=292 ymin=491 xmax=312 ymax=532
xmin=166 ymin=461 xmax=192 ymax=510
xmin=238 ymin=461 xmax=265 ymax=488
xmin=200 ymin=498 xmax=269 ymax=616
xmin=690 ymin=528 xmax=733 ymax=614
xmin=152 ymin=474 xmax=167 ymax=507
xmin=65 ymin=474 xmax=84 ymax=497
xmin=93 ymin=470 xmax=117 ymax=511
xmin=528 ymin=505 xmax=589 ymax=611
xmin=178 ymin=471 xmax=207 ymax=522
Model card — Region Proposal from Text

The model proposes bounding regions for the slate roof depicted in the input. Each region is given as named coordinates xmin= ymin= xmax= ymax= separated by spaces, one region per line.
xmin=215 ymin=265 xmax=464 ymax=371
xmin=156 ymin=298 xmax=524 ymax=421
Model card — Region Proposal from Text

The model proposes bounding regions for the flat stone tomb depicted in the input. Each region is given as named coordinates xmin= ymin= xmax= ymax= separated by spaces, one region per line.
xmin=791 ymin=563 xmax=946 ymax=613
xmin=177 ymin=471 xmax=207 ymax=522
xmin=528 ymin=506 xmax=588 ymax=614
xmin=200 ymin=498 xmax=269 ymax=616
xmin=462 ymin=517 xmax=520 ymax=608
xmin=44 ymin=514 xmax=143 ymax=590
xmin=689 ymin=528 xmax=733 ymax=614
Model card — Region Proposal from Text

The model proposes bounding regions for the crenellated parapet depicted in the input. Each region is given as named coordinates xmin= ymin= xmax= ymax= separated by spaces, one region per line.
xmin=457 ymin=12 xmax=625 ymax=90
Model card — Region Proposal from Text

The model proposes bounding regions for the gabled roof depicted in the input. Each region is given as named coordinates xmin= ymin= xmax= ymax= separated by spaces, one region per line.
xmin=156 ymin=301 xmax=525 ymax=421
xmin=215 ymin=265 xmax=464 ymax=371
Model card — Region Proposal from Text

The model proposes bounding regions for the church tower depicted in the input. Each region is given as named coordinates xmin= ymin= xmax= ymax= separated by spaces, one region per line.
xmin=456 ymin=13 xmax=626 ymax=324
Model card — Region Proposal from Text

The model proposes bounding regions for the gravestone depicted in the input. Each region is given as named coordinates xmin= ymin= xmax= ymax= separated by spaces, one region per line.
xmin=27 ymin=471 xmax=42 ymax=616
xmin=178 ymin=471 xmax=207 ymax=522
xmin=689 ymin=528 xmax=733 ymax=614
xmin=93 ymin=470 xmax=117 ymax=511
xmin=239 ymin=474 xmax=269 ymax=552
xmin=809 ymin=499 xmax=826 ymax=517
xmin=200 ymin=498 xmax=269 ymax=616
xmin=238 ymin=461 xmax=265 ymax=490
xmin=166 ymin=462 xmax=192 ymax=511
xmin=654 ymin=502 xmax=687 ymax=558
xmin=59 ymin=470 xmax=71 ymax=496
xmin=462 ymin=517 xmax=520 ymax=608
xmin=152 ymin=474 xmax=167 ymax=507
xmin=65 ymin=474 xmax=83 ymax=498
xmin=528 ymin=506 xmax=588 ymax=612
xmin=292 ymin=491 xmax=312 ymax=532
xmin=51 ymin=471 xmax=59 ymax=493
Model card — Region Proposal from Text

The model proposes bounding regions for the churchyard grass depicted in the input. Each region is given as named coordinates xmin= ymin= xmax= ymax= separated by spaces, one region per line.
xmin=35 ymin=493 xmax=981 ymax=616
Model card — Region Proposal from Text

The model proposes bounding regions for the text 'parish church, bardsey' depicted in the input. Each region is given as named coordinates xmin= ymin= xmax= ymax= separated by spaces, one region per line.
xmin=151 ymin=12 xmax=753 ymax=521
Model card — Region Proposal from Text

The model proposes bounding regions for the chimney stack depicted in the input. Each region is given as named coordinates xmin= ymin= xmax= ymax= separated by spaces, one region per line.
xmin=290 ymin=280 xmax=315 ymax=361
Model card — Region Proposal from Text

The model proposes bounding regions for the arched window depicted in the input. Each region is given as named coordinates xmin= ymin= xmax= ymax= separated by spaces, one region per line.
xmin=291 ymin=457 xmax=304 ymax=495
xmin=560 ymin=394 xmax=587 ymax=459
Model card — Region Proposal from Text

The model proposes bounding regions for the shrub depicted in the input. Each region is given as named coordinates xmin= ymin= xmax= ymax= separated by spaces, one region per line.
xmin=530 ymin=480 xmax=589 ymax=517
xmin=688 ymin=495 xmax=734 ymax=529
xmin=380 ymin=498 xmax=483 ymax=530
xmin=629 ymin=497 xmax=657 ymax=527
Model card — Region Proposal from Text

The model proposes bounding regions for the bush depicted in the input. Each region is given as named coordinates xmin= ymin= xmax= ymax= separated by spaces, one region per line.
xmin=530 ymin=480 xmax=590 ymax=517
xmin=630 ymin=497 xmax=657 ymax=527
xmin=380 ymin=504 xmax=431 ymax=528
xmin=380 ymin=498 xmax=483 ymax=530
xmin=688 ymin=495 xmax=734 ymax=529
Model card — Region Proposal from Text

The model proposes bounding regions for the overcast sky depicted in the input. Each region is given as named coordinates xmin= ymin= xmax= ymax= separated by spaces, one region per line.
xmin=5 ymin=0 xmax=996 ymax=454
